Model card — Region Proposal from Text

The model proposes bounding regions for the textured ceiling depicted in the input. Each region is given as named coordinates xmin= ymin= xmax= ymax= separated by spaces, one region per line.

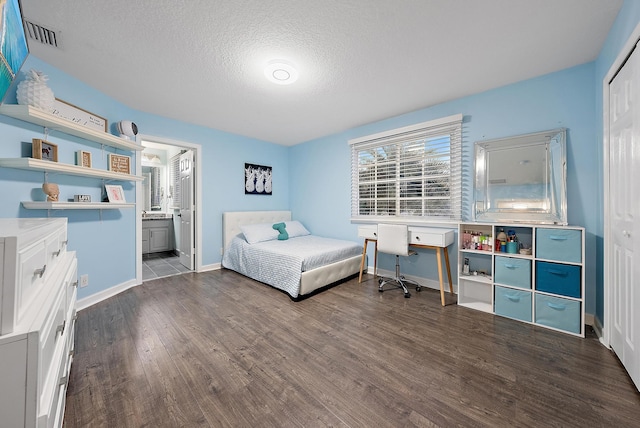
xmin=19 ymin=0 xmax=623 ymax=146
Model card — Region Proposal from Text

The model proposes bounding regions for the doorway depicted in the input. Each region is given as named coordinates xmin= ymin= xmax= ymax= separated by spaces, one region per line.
xmin=136 ymin=135 xmax=202 ymax=282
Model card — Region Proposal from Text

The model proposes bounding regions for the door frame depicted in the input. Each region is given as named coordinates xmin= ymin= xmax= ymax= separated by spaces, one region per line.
xmin=602 ymin=21 xmax=640 ymax=348
xmin=135 ymin=134 xmax=203 ymax=283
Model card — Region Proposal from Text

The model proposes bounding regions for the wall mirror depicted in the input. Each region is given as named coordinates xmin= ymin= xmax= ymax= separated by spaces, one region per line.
xmin=474 ymin=128 xmax=567 ymax=224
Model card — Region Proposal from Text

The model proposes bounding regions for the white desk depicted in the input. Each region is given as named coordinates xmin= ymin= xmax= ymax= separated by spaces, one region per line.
xmin=357 ymin=225 xmax=455 ymax=306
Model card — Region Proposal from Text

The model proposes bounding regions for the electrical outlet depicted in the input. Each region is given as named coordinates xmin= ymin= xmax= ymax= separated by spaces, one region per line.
xmin=80 ymin=274 xmax=89 ymax=288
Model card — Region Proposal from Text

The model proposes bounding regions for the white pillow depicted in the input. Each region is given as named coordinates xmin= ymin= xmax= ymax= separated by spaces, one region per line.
xmin=285 ymin=220 xmax=311 ymax=238
xmin=240 ymin=223 xmax=279 ymax=244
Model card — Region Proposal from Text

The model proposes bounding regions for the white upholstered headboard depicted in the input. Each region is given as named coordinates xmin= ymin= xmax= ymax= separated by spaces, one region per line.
xmin=222 ymin=210 xmax=292 ymax=251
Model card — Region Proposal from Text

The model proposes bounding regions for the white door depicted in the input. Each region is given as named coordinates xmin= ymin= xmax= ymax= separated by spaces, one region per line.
xmin=179 ymin=150 xmax=195 ymax=270
xmin=609 ymin=42 xmax=640 ymax=389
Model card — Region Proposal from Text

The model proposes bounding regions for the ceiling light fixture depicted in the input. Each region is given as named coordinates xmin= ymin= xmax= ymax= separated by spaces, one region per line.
xmin=264 ymin=60 xmax=298 ymax=85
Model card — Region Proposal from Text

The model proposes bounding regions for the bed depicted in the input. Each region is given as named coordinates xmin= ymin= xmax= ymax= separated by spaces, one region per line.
xmin=221 ymin=211 xmax=363 ymax=299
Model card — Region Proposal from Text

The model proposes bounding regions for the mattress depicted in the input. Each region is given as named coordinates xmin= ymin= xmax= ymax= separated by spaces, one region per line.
xmin=222 ymin=235 xmax=363 ymax=297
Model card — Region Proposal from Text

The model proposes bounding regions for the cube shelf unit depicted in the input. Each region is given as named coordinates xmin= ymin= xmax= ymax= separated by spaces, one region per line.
xmin=458 ymin=222 xmax=585 ymax=337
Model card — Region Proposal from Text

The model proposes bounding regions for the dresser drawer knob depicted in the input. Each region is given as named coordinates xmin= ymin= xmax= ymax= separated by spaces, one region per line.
xmin=53 ymin=249 xmax=61 ymax=257
xmin=62 ymin=240 xmax=69 ymax=246
xmin=34 ymin=264 xmax=46 ymax=278
xmin=72 ymin=280 xmax=79 ymax=288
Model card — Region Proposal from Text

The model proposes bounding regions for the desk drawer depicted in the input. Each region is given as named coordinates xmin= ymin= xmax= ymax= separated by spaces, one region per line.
xmin=536 ymin=228 xmax=581 ymax=263
xmin=535 ymin=294 xmax=581 ymax=334
xmin=410 ymin=228 xmax=454 ymax=247
xmin=494 ymin=286 xmax=532 ymax=322
xmin=535 ymin=261 xmax=581 ymax=298
xmin=357 ymin=226 xmax=377 ymax=240
xmin=494 ymin=256 xmax=531 ymax=289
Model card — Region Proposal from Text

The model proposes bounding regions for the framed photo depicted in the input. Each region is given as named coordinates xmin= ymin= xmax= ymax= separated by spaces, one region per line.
xmin=108 ymin=153 xmax=131 ymax=174
xmin=51 ymin=98 xmax=108 ymax=132
xmin=32 ymin=139 xmax=58 ymax=162
xmin=105 ymin=185 xmax=126 ymax=203
xmin=76 ymin=150 xmax=92 ymax=168
xmin=245 ymin=163 xmax=272 ymax=195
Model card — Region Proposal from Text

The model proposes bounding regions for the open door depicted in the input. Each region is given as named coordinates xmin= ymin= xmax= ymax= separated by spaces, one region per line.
xmin=179 ymin=150 xmax=195 ymax=270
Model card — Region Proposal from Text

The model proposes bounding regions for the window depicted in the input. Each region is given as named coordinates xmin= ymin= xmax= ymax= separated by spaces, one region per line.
xmin=349 ymin=114 xmax=462 ymax=221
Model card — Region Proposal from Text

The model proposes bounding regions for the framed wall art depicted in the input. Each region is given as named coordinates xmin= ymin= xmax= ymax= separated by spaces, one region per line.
xmin=32 ymin=138 xmax=58 ymax=162
xmin=104 ymin=184 xmax=126 ymax=202
xmin=108 ymin=153 xmax=131 ymax=174
xmin=245 ymin=163 xmax=272 ymax=195
xmin=76 ymin=150 xmax=92 ymax=168
xmin=51 ymin=98 xmax=108 ymax=132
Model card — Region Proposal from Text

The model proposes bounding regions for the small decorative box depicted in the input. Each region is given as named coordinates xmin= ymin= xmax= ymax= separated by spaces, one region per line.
xmin=74 ymin=194 xmax=91 ymax=202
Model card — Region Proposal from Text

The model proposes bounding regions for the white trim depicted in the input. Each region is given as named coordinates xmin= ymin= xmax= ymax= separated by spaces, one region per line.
xmin=76 ymin=278 xmax=138 ymax=311
xmin=200 ymin=263 xmax=221 ymax=272
xmin=601 ymin=21 xmax=640 ymax=349
xmin=348 ymin=113 xmax=463 ymax=145
xmin=135 ymin=134 xmax=204 ymax=284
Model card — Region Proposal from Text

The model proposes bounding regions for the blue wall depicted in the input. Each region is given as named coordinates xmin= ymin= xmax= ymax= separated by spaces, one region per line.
xmin=0 ymin=56 xmax=290 ymax=300
xmin=290 ymin=63 xmax=599 ymax=312
xmin=2 ymin=1 xmax=639 ymax=323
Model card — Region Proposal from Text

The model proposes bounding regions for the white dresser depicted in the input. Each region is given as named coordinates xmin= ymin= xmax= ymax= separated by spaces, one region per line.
xmin=0 ymin=218 xmax=77 ymax=428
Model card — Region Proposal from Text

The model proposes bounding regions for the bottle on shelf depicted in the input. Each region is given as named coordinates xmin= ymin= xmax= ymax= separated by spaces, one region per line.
xmin=497 ymin=228 xmax=507 ymax=252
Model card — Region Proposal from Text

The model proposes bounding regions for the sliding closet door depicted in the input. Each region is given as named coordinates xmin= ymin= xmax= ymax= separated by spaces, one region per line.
xmin=609 ymin=42 xmax=640 ymax=389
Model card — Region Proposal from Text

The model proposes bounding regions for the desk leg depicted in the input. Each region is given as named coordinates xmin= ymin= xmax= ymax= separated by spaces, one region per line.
xmin=444 ymin=247 xmax=454 ymax=294
xmin=358 ymin=239 xmax=369 ymax=283
xmin=373 ymin=241 xmax=378 ymax=279
xmin=436 ymin=248 xmax=445 ymax=306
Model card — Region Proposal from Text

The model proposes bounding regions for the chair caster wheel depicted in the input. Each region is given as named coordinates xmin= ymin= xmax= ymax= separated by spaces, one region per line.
xmin=416 ymin=286 xmax=422 ymax=292
xmin=404 ymin=292 xmax=411 ymax=298
xmin=378 ymin=288 xmax=383 ymax=293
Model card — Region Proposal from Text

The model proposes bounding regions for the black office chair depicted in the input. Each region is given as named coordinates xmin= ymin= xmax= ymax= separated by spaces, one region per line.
xmin=376 ymin=224 xmax=422 ymax=298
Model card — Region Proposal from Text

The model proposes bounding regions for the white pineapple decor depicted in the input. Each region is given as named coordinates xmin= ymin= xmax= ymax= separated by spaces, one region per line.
xmin=16 ymin=69 xmax=55 ymax=111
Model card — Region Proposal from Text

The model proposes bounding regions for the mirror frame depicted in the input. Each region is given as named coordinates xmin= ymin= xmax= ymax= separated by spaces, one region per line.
xmin=473 ymin=128 xmax=567 ymax=225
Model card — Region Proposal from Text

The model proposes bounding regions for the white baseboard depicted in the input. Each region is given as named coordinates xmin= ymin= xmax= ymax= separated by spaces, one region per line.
xmin=77 ymin=264 xmax=222 ymax=311
xmin=76 ymin=278 xmax=139 ymax=312
xmin=199 ymin=262 xmax=221 ymax=272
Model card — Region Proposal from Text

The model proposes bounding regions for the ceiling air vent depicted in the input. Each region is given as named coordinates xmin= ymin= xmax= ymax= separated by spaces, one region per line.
xmin=22 ymin=19 xmax=62 ymax=49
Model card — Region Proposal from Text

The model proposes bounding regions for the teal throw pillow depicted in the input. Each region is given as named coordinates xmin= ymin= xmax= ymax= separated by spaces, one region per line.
xmin=272 ymin=222 xmax=289 ymax=240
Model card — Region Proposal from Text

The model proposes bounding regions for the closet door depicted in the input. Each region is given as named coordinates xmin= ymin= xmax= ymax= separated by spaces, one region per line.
xmin=609 ymin=42 xmax=640 ymax=389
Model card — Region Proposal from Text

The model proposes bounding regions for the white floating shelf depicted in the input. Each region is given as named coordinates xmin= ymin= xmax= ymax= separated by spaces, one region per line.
xmin=0 ymin=104 xmax=143 ymax=151
xmin=22 ymin=202 xmax=135 ymax=210
xmin=0 ymin=158 xmax=144 ymax=181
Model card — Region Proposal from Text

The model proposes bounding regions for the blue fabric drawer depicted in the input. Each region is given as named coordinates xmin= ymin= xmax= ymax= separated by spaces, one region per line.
xmin=535 ymin=294 xmax=581 ymax=334
xmin=494 ymin=256 xmax=531 ymax=289
xmin=536 ymin=261 xmax=581 ymax=298
xmin=494 ymin=286 xmax=532 ymax=322
xmin=535 ymin=228 xmax=582 ymax=263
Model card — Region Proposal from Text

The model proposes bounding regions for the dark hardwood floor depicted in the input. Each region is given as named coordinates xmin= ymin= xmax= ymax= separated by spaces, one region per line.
xmin=64 ymin=270 xmax=640 ymax=427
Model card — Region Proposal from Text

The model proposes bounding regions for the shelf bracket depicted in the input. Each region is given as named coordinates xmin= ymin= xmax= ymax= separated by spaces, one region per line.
xmin=43 ymin=126 xmax=50 ymax=140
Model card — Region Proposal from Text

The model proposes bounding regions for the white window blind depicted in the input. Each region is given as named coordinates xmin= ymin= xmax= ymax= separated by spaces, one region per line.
xmin=349 ymin=114 xmax=463 ymax=220
xmin=169 ymin=153 xmax=181 ymax=209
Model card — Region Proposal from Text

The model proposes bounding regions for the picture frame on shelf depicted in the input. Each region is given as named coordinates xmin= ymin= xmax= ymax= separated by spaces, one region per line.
xmin=104 ymin=184 xmax=126 ymax=203
xmin=76 ymin=150 xmax=92 ymax=168
xmin=32 ymin=138 xmax=58 ymax=162
xmin=51 ymin=98 xmax=108 ymax=132
xmin=108 ymin=153 xmax=131 ymax=174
